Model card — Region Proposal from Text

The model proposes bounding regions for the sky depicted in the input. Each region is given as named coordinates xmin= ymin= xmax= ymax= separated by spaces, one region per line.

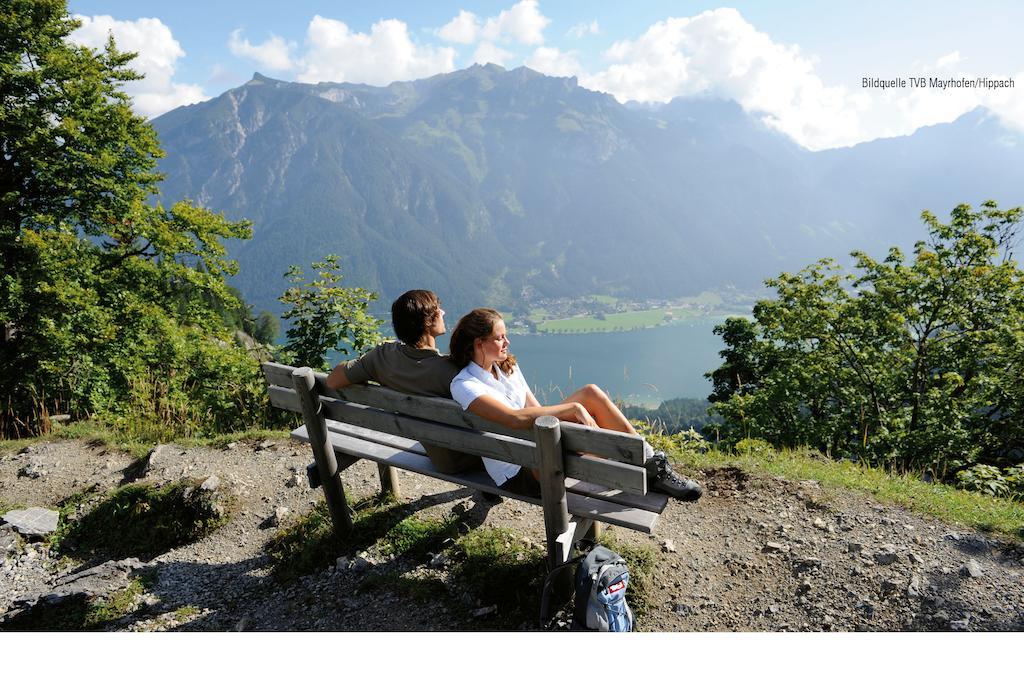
xmin=66 ymin=1 xmax=1024 ymax=150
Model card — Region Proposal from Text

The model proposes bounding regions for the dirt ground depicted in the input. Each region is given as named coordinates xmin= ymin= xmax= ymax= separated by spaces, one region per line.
xmin=2 ymin=436 xmax=1022 ymax=631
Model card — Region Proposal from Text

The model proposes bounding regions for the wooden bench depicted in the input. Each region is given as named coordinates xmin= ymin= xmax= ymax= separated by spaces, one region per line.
xmin=261 ymin=362 xmax=667 ymax=572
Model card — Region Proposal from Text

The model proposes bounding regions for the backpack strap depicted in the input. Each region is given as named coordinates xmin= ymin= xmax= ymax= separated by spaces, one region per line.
xmin=537 ymin=539 xmax=599 ymax=630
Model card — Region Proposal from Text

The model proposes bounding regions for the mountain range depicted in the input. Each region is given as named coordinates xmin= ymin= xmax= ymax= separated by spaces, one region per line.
xmin=151 ymin=64 xmax=1024 ymax=318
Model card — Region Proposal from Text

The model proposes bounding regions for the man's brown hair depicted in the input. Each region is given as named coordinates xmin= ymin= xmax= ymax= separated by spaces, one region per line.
xmin=391 ymin=290 xmax=441 ymax=346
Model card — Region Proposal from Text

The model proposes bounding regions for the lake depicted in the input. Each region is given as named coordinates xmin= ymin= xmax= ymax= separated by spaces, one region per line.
xmin=509 ymin=318 xmax=725 ymax=407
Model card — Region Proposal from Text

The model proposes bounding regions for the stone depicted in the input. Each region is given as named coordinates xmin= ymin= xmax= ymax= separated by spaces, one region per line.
xmin=881 ymin=579 xmax=900 ymax=594
xmin=3 ymin=507 xmax=59 ymax=537
xmin=471 ymin=605 xmax=497 ymax=618
xmin=908 ymin=552 xmax=924 ymax=565
xmin=18 ymin=459 xmax=47 ymax=479
xmin=847 ymin=542 xmax=863 ymax=553
xmin=33 ymin=558 xmax=143 ymax=606
xmin=286 ymin=472 xmax=303 ymax=488
xmin=964 ymin=559 xmax=983 ymax=578
xmin=1 ymin=525 xmax=19 ymax=554
xmin=351 ymin=557 xmax=371 ymax=572
xmin=907 ymin=576 xmax=923 ymax=598
xmin=795 ymin=557 xmax=822 ymax=570
xmin=269 ymin=506 xmax=290 ymax=528
xmin=335 ymin=556 xmax=349 ymax=571
xmin=673 ymin=603 xmax=695 ymax=616
xmin=762 ymin=541 xmax=790 ymax=553
xmin=429 ymin=552 xmax=448 ymax=568
xmin=200 ymin=474 xmax=220 ymax=492
xmin=256 ymin=440 xmax=274 ymax=451
xmin=18 ymin=446 xmax=34 ymax=455
xmin=141 ymin=444 xmax=168 ymax=475
xmin=873 ymin=551 xmax=899 ymax=566
xmin=812 ymin=517 xmax=828 ymax=530
xmin=661 ymin=539 xmax=677 ymax=553
xmin=949 ymin=617 xmax=970 ymax=631
xmin=225 ymin=442 xmax=238 ymax=450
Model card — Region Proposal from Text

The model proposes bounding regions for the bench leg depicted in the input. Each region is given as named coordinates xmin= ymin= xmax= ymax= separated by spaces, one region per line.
xmin=535 ymin=416 xmax=573 ymax=599
xmin=586 ymin=521 xmax=603 ymax=542
xmin=377 ymin=463 xmax=401 ymax=498
xmin=293 ymin=367 xmax=353 ymax=536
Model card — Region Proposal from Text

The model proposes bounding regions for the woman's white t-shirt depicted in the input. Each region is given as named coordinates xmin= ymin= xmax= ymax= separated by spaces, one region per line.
xmin=450 ymin=361 xmax=529 ymax=486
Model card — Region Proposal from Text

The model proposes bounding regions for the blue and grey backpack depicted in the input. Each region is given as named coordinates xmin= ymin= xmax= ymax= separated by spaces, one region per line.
xmin=540 ymin=542 xmax=634 ymax=632
xmin=573 ymin=544 xmax=634 ymax=631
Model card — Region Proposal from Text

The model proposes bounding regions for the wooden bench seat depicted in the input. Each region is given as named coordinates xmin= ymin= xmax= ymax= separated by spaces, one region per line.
xmin=292 ymin=424 xmax=663 ymax=532
xmin=262 ymin=361 xmax=667 ymax=572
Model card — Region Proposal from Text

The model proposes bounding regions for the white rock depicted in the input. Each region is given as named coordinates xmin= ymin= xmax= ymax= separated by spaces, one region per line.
xmin=661 ymin=539 xmax=677 ymax=553
xmin=200 ymin=475 xmax=221 ymax=492
xmin=3 ymin=508 xmax=59 ymax=537
xmin=269 ymin=506 xmax=290 ymax=527
xmin=964 ymin=559 xmax=983 ymax=578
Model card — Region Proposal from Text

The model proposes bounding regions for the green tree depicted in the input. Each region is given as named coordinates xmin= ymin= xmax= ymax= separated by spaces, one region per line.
xmin=278 ymin=255 xmax=385 ymax=371
xmin=709 ymin=201 xmax=1024 ymax=477
xmin=253 ymin=311 xmax=281 ymax=346
xmin=0 ymin=0 xmax=272 ymax=438
xmin=0 ymin=0 xmax=162 ymax=235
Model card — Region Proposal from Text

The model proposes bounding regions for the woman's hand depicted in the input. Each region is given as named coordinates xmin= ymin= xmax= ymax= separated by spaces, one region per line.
xmin=567 ymin=402 xmax=598 ymax=428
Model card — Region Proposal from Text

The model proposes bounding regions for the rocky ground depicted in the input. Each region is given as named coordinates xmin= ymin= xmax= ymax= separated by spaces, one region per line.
xmin=1 ymin=436 xmax=1022 ymax=631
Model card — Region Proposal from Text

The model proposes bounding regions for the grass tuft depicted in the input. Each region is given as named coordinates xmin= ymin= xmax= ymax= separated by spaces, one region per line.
xmin=53 ymin=480 xmax=231 ymax=562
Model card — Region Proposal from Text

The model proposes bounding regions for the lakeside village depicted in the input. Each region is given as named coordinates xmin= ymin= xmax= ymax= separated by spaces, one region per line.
xmin=503 ymin=289 xmax=757 ymax=335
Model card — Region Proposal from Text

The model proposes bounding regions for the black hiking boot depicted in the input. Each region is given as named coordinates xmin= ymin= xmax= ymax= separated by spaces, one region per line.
xmin=645 ymin=450 xmax=702 ymax=501
xmin=481 ymin=491 xmax=503 ymax=503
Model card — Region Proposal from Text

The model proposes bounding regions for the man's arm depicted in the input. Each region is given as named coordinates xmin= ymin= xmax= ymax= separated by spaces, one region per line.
xmin=325 ymin=363 xmax=353 ymax=391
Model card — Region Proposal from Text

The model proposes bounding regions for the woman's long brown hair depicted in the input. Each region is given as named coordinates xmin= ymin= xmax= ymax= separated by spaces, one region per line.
xmin=449 ymin=308 xmax=517 ymax=375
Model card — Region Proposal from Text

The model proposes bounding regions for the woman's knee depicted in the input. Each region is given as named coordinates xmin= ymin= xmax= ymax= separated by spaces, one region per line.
xmin=582 ymin=383 xmax=608 ymax=402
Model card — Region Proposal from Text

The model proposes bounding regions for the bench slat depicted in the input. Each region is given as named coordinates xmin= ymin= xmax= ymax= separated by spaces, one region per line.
xmin=321 ymin=421 xmax=668 ymax=514
xmin=290 ymin=427 xmax=660 ymax=534
xmin=273 ymin=385 xmax=647 ymax=495
xmin=263 ymin=362 xmax=645 ymax=465
xmin=270 ymin=385 xmax=538 ymax=468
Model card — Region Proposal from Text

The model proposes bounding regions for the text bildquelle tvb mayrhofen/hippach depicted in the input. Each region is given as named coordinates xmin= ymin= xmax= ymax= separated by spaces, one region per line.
xmin=862 ymin=76 xmax=1015 ymax=90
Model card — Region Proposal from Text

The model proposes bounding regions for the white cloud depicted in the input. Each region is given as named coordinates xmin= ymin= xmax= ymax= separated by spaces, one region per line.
xmin=228 ymin=29 xmax=295 ymax=72
xmin=438 ymin=10 xmax=479 ymax=44
xmin=581 ymin=9 xmax=864 ymax=148
xmin=568 ymin=20 xmax=600 ymax=39
xmin=472 ymin=42 xmax=514 ymax=67
xmin=297 ymin=16 xmax=455 ymax=85
xmin=481 ymin=1 xmax=550 ymax=45
xmin=579 ymin=9 xmax=1024 ymax=149
xmin=525 ymin=47 xmax=581 ymax=77
xmin=69 ymin=15 xmax=206 ymax=119
xmin=936 ymin=50 xmax=961 ymax=69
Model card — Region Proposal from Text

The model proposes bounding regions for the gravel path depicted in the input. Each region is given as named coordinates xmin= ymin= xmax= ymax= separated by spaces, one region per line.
xmin=2 ymin=437 xmax=1022 ymax=631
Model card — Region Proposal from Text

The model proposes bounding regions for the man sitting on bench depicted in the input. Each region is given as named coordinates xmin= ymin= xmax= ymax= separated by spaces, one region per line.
xmin=325 ymin=289 xmax=480 ymax=475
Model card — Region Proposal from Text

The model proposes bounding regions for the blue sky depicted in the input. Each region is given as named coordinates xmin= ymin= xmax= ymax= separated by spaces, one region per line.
xmin=67 ymin=1 xmax=1024 ymax=149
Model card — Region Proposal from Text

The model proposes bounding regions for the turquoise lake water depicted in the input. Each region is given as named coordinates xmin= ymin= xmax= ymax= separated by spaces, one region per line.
xmin=508 ymin=318 xmax=725 ymax=407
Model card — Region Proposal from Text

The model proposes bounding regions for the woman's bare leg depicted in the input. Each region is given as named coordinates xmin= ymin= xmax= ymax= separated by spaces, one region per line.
xmin=562 ymin=384 xmax=635 ymax=434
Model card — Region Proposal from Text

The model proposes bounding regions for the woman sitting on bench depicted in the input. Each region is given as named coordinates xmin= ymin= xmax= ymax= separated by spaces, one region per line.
xmin=448 ymin=308 xmax=702 ymax=502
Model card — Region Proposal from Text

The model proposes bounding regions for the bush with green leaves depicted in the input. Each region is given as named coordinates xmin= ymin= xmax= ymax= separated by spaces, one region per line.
xmin=708 ymin=201 xmax=1024 ymax=480
xmin=278 ymin=254 xmax=385 ymax=371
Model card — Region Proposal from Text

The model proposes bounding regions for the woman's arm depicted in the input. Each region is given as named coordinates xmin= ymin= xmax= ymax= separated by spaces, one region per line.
xmin=467 ymin=394 xmax=597 ymax=430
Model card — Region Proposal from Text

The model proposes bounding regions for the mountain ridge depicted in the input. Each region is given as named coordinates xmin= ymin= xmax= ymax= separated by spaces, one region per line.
xmin=150 ymin=65 xmax=1024 ymax=317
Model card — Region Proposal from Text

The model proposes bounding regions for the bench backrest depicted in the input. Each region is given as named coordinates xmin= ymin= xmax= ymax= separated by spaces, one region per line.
xmin=261 ymin=362 xmax=648 ymax=495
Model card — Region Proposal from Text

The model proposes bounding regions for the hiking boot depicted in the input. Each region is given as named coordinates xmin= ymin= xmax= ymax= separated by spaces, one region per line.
xmin=645 ymin=450 xmax=702 ymax=501
xmin=481 ymin=491 xmax=503 ymax=503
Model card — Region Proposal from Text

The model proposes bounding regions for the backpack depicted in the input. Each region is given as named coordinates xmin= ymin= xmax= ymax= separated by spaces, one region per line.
xmin=539 ymin=542 xmax=634 ymax=632
xmin=573 ymin=545 xmax=634 ymax=631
